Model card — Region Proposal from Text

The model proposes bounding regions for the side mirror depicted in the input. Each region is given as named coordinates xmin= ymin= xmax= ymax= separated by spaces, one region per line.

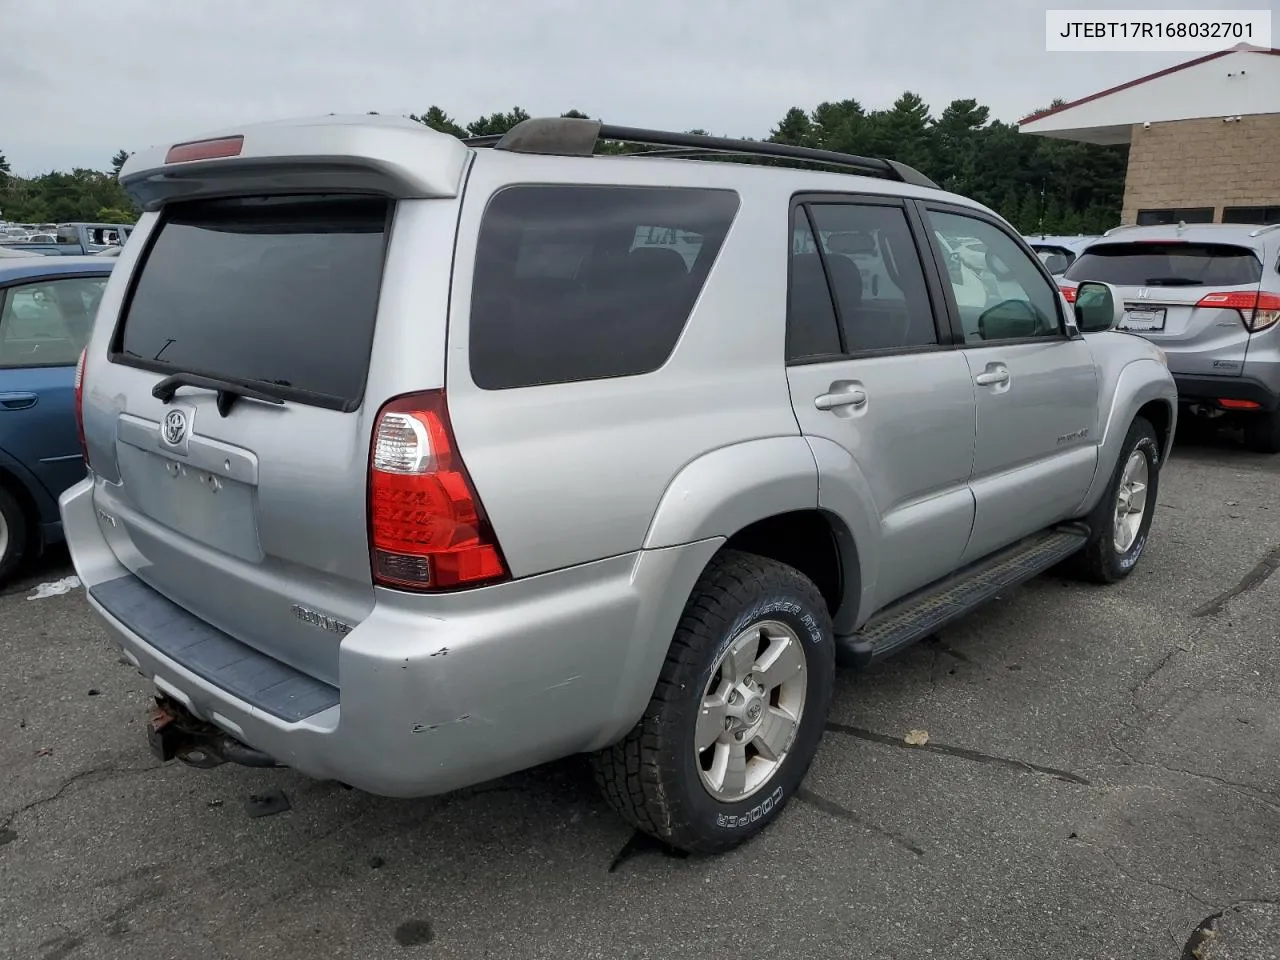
xmin=1073 ymin=281 xmax=1124 ymax=333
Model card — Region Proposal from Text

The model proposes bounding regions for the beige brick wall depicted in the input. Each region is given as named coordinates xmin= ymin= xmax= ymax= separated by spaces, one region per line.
xmin=1120 ymin=113 xmax=1280 ymax=223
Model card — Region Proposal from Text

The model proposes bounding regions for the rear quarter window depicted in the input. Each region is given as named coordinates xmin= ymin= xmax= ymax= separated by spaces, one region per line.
xmin=468 ymin=185 xmax=740 ymax=390
xmin=1064 ymin=242 xmax=1263 ymax=287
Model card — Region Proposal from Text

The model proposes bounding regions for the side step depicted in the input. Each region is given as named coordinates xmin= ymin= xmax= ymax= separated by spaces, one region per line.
xmin=836 ymin=526 xmax=1089 ymax=668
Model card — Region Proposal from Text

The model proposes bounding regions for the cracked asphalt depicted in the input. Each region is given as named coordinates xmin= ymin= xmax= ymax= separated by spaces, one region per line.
xmin=3 ymin=427 xmax=1279 ymax=960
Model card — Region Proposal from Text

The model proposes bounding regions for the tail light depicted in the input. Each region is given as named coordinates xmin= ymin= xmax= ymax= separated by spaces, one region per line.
xmin=368 ymin=391 xmax=508 ymax=591
xmin=73 ymin=348 xmax=88 ymax=463
xmin=1196 ymin=291 xmax=1280 ymax=332
xmin=1059 ymin=285 xmax=1077 ymax=303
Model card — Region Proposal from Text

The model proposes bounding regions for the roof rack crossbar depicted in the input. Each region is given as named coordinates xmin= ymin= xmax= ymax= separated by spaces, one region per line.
xmin=462 ymin=117 xmax=940 ymax=189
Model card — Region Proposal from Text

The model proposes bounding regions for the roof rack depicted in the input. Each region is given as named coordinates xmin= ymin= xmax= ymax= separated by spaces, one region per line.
xmin=1249 ymin=223 xmax=1280 ymax=237
xmin=460 ymin=117 xmax=940 ymax=189
xmin=1102 ymin=223 xmax=1142 ymax=237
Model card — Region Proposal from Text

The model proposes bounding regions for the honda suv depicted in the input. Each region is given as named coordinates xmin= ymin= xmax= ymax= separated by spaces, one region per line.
xmin=1059 ymin=223 xmax=1280 ymax=451
xmin=60 ymin=114 xmax=1176 ymax=853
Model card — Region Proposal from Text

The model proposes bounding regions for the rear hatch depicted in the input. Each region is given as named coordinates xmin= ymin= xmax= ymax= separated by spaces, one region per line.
xmin=1061 ymin=240 xmax=1268 ymax=377
xmin=87 ymin=193 xmax=398 ymax=686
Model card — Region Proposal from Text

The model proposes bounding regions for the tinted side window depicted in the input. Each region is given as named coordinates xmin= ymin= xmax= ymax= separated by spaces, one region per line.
xmin=808 ymin=203 xmax=937 ymax=351
xmin=469 ymin=185 xmax=740 ymax=390
xmin=927 ymin=211 xmax=1062 ymax=343
xmin=0 ymin=276 xmax=108 ymax=368
xmin=787 ymin=209 xmax=841 ymax=360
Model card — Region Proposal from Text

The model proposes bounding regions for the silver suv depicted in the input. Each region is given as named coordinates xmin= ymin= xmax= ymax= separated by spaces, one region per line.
xmin=60 ymin=115 xmax=1176 ymax=854
xmin=1059 ymin=223 xmax=1280 ymax=451
xmin=1023 ymin=234 xmax=1101 ymax=276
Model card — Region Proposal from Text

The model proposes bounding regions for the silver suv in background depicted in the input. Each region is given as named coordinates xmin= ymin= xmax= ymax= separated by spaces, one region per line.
xmin=1024 ymin=234 xmax=1100 ymax=276
xmin=61 ymin=115 xmax=1175 ymax=854
xmin=1059 ymin=223 xmax=1280 ymax=452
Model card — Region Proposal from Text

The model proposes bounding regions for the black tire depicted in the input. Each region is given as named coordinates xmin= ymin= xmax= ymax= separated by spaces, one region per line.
xmin=0 ymin=484 xmax=28 ymax=587
xmin=592 ymin=549 xmax=835 ymax=855
xmin=1065 ymin=416 xmax=1160 ymax=584
xmin=1242 ymin=410 xmax=1280 ymax=454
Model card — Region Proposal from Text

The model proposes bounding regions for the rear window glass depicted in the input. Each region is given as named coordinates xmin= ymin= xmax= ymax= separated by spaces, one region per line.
xmin=1063 ymin=242 xmax=1262 ymax=287
xmin=117 ymin=195 xmax=390 ymax=409
xmin=469 ymin=185 xmax=740 ymax=390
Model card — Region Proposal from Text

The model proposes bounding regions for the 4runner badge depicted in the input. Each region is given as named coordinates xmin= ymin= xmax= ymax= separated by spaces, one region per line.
xmin=291 ymin=604 xmax=352 ymax=636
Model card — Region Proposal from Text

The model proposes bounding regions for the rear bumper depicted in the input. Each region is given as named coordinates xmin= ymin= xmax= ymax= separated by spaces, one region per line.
xmin=1174 ymin=373 xmax=1280 ymax=412
xmin=59 ymin=476 xmax=721 ymax=797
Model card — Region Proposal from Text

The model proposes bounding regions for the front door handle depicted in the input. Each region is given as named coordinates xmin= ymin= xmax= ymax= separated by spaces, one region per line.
xmin=973 ymin=369 xmax=1010 ymax=387
xmin=814 ymin=386 xmax=868 ymax=410
xmin=0 ymin=392 xmax=38 ymax=410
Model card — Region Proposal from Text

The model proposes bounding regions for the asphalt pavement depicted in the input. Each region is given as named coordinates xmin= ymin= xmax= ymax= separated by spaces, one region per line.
xmin=2 ymin=427 xmax=1278 ymax=960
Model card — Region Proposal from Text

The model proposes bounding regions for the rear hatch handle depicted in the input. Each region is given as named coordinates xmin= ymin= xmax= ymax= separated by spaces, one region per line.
xmin=152 ymin=372 xmax=287 ymax=417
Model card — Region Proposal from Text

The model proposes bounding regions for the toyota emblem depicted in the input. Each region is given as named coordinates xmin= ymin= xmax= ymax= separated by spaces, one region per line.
xmin=162 ymin=410 xmax=188 ymax=445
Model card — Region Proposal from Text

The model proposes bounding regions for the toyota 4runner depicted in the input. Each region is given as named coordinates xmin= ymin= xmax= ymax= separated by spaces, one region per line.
xmin=60 ymin=114 xmax=1176 ymax=853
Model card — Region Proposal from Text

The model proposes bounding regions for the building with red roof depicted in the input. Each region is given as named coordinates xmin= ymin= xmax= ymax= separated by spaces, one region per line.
xmin=1019 ymin=44 xmax=1280 ymax=226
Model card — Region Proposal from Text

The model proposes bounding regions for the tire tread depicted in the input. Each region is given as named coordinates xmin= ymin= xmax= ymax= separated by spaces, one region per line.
xmin=592 ymin=548 xmax=832 ymax=854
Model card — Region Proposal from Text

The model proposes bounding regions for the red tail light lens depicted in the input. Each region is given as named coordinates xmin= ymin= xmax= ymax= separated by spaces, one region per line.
xmin=1059 ymin=285 xmax=1077 ymax=303
xmin=368 ymin=391 xmax=508 ymax=591
xmin=1220 ymin=398 xmax=1262 ymax=410
xmin=1197 ymin=291 xmax=1280 ymax=332
xmin=73 ymin=348 xmax=88 ymax=463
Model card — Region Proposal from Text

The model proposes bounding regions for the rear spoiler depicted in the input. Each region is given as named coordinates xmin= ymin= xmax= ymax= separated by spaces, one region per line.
xmin=119 ymin=114 xmax=471 ymax=211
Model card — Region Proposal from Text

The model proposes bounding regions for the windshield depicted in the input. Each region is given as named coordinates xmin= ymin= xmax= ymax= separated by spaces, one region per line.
xmin=1063 ymin=242 xmax=1262 ymax=287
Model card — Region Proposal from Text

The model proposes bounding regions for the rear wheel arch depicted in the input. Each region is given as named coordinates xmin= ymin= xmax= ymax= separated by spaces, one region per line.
xmin=719 ymin=508 xmax=860 ymax=633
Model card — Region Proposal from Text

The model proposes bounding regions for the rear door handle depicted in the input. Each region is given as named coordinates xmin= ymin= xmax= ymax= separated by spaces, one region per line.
xmin=0 ymin=392 xmax=38 ymax=410
xmin=814 ymin=387 xmax=868 ymax=410
xmin=973 ymin=369 xmax=1009 ymax=387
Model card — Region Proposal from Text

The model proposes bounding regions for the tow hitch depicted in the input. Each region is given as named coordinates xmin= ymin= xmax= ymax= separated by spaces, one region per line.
xmin=147 ymin=696 xmax=280 ymax=769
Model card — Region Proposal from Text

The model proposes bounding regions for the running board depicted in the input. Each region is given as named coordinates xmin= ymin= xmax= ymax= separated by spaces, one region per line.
xmin=836 ymin=526 xmax=1089 ymax=668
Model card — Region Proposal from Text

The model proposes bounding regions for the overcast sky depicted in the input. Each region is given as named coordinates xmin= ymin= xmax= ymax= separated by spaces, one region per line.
xmin=0 ymin=0 xmax=1265 ymax=175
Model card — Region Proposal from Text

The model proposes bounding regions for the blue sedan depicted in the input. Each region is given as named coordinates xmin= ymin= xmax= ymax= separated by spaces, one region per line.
xmin=0 ymin=256 xmax=113 ymax=584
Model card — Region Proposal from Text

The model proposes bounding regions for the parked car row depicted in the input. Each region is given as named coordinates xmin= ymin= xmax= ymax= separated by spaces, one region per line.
xmin=51 ymin=114 xmax=1175 ymax=855
xmin=0 ymin=221 xmax=134 ymax=257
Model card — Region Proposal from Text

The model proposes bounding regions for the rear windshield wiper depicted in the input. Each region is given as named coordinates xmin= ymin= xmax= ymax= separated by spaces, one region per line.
xmin=1142 ymin=277 xmax=1205 ymax=286
xmin=152 ymin=371 xmax=288 ymax=417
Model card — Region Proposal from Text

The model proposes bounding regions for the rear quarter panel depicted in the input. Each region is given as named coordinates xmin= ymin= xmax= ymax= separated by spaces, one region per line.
xmin=442 ymin=155 xmax=805 ymax=578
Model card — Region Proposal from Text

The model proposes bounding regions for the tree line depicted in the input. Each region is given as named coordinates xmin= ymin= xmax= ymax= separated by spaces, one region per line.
xmin=1 ymin=93 xmax=1127 ymax=234
xmin=411 ymin=96 xmax=1128 ymax=236
xmin=0 ymin=149 xmax=135 ymax=225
